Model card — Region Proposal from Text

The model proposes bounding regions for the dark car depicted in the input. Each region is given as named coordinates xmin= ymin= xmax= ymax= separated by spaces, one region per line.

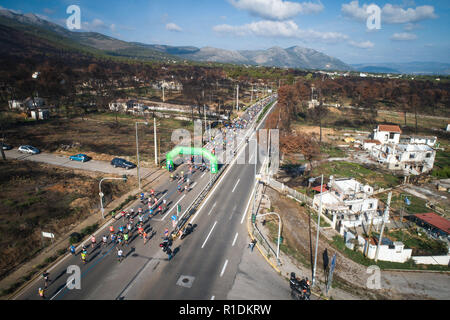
xmin=0 ymin=143 xmax=12 ymax=150
xmin=111 ymin=158 xmax=136 ymax=170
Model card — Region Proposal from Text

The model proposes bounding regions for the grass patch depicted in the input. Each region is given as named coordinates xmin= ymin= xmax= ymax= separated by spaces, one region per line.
xmin=257 ymin=101 xmax=275 ymax=123
xmin=311 ymin=161 xmax=401 ymax=189
xmin=320 ymin=144 xmax=346 ymax=158
xmin=377 ymin=192 xmax=429 ymax=214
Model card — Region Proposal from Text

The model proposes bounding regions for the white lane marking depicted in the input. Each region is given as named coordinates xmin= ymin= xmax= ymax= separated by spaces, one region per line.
xmin=241 ymin=180 xmax=257 ymax=224
xmin=211 ymin=296 xmax=215 ymax=300
xmin=162 ymin=195 xmax=185 ymax=220
xmin=220 ymin=259 xmax=229 ymax=277
xmin=201 ymin=221 xmax=217 ymax=249
xmin=231 ymin=179 xmax=240 ymax=193
xmin=201 ymin=172 xmax=206 ymax=178
xmin=191 ymin=181 xmax=197 ymax=189
xmin=207 ymin=202 xmax=217 ymax=216
xmin=232 ymin=233 xmax=238 ymax=247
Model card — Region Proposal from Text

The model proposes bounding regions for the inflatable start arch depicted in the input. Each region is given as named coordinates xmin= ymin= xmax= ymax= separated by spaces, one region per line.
xmin=166 ymin=146 xmax=218 ymax=174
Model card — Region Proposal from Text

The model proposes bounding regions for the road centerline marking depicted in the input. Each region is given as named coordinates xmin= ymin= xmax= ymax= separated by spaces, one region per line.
xmin=232 ymin=233 xmax=238 ymax=247
xmin=231 ymin=179 xmax=240 ymax=193
xmin=220 ymin=259 xmax=229 ymax=277
xmin=201 ymin=221 xmax=217 ymax=249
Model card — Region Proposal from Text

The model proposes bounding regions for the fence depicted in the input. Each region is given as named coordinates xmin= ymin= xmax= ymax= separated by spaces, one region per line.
xmin=263 ymin=176 xmax=313 ymax=206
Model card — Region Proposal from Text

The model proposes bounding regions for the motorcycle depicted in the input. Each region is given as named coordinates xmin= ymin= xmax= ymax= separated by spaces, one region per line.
xmin=180 ymin=223 xmax=193 ymax=240
xmin=290 ymin=272 xmax=311 ymax=301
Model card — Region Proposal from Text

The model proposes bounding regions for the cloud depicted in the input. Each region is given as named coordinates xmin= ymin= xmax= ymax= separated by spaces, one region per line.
xmin=348 ymin=40 xmax=374 ymax=49
xmin=229 ymin=0 xmax=324 ymax=21
xmin=390 ymin=32 xmax=417 ymax=41
xmin=166 ymin=22 xmax=182 ymax=32
xmin=341 ymin=1 xmax=437 ymax=24
xmin=91 ymin=18 xmax=106 ymax=28
xmin=0 ymin=5 xmax=22 ymax=14
xmin=213 ymin=20 xmax=348 ymax=43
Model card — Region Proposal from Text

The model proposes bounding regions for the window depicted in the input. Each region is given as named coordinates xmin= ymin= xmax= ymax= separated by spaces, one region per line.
xmin=409 ymin=153 xmax=415 ymax=159
xmin=389 ymin=132 xmax=395 ymax=140
xmin=368 ymin=203 xmax=373 ymax=209
xmin=426 ymin=153 xmax=432 ymax=158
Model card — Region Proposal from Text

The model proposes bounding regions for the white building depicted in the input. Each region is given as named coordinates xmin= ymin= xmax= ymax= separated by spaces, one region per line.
xmin=312 ymin=177 xmax=382 ymax=229
xmin=371 ymin=143 xmax=436 ymax=175
xmin=109 ymin=99 xmax=128 ymax=112
xmin=400 ymin=135 xmax=437 ymax=147
xmin=373 ymin=124 xmax=402 ymax=145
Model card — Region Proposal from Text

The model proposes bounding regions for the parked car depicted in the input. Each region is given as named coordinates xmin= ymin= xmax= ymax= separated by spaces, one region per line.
xmin=18 ymin=145 xmax=40 ymax=154
xmin=111 ymin=158 xmax=136 ymax=170
xmin=0 ymin=143 xmax=12 ymax=150
xmin=69 ymin=154 xmax=91 ymax=162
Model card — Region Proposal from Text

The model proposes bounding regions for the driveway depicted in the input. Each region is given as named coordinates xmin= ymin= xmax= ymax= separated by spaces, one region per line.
xmin=4 ymin=149 xmax=154 ymax=177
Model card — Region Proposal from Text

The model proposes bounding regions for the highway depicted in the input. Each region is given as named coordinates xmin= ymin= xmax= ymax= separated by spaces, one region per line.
xmin=13 ymin=97 xmax=286 ymax=300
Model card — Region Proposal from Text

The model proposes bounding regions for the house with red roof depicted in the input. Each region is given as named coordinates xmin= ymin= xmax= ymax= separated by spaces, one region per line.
xmin=373 ymin=124 xmax=402 ymax=145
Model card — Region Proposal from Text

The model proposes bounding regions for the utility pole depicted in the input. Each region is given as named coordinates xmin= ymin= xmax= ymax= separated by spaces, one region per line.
xmin=375 ymin=192 xmax=392 ymax=262
xmin=154 ymin=118 xmax=158 ymax=165
xmin=136 ymin=121 xmax=148 ymax=190
xmin=236 ymin=84 xmax=239 ymax=111
xmin=162 ymin=85 xmax=165 ymax=102
xmin=251 ymin=85 xmax=253 ymax=104
xmin=312 ymin=174 xmax=324 ymax=287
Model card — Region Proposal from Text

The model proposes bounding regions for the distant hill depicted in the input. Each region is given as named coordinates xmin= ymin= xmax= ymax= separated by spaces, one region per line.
xmin=0 ymin=9 xmax=352 ymax=71
xmin=352 ymin=62 xmax=450 ymax=76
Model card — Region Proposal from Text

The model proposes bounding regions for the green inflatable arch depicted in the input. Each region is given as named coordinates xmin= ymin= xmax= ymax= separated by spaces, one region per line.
xmin=166 ymin=146 xmax=218 ymax=174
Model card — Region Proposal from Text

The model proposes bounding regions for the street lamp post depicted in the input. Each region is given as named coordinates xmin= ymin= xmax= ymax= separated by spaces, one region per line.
xmin=135 ymin=121 xmax=148 ymax=190
xmin=257 ymin=212 xmax=282 ymax=265
xmin=99 ymin=176 xmax=128 ymax=219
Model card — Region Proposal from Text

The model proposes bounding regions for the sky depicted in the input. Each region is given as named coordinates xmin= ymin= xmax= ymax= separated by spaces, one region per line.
xmin=1 ymin=0 xmax=449 ymax=64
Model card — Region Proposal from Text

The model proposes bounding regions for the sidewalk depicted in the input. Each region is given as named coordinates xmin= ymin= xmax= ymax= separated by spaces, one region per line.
xmin=0 ymin=167 xmax=169 ymax=299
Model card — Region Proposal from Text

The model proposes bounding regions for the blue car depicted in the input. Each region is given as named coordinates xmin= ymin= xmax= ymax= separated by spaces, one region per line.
xmin=69 ymin=154 xmax=91 ymax=162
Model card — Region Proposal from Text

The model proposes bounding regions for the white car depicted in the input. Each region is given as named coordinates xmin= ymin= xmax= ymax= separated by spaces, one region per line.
xmin=18 ymin=145 xmax=40 ymax=154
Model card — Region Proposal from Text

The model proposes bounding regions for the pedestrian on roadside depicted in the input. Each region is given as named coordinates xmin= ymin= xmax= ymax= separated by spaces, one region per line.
xmin=249 ymin=239 xmax=257 ymax=252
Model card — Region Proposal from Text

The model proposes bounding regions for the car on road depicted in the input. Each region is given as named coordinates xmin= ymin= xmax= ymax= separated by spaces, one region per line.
xmin=18 ymin=145 xmax=40 ymax=154
xmin=69 ymin=154 xmax=91 ymax=162
xmin=111 ymin=158 xmax=136 ymax=170
xmin=0 ymin=142 xmax=12 ymax=150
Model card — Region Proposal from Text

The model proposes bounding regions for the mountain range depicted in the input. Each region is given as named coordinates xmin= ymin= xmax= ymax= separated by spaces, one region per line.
xmin=0 ymin=8 xmax=449 ymax=75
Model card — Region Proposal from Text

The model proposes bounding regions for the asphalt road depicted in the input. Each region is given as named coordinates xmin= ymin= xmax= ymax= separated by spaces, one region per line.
xmin=13 ymin=98 xmax=292 ymax=300
xmin=4 ymin=149 xmax=155 ymax=177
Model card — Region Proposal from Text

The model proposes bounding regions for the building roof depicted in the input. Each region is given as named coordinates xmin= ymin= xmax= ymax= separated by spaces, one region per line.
xmin=378 ymin=125 xmax=402 ymax=133
xmin=414 ymin=213 xmax=450 ymax=234
xmin=364 ymin=139 xmax=381 ymax=145
xmin=312 ymin=186 xmax=328 ymax=193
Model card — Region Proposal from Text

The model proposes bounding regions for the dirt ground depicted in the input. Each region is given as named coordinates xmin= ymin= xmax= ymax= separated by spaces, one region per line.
xmin=3 ymin=114 xmax=194 ymax=165
xmin=0 ymin=160 xmax=136 ymax=281
xmin=265 ymin=187 xmax=449 ymax=300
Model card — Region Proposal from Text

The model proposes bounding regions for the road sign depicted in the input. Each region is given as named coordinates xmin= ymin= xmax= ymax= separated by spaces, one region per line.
xmin=326 ymin=253 xmax=337 ymax=295
xmin=42 ymin=232 xmax=55 ymax=239
xmin=177 ymin=204 xmax=181 ymax=216
xmin=171 ymin=215 xmax=177 ymax=221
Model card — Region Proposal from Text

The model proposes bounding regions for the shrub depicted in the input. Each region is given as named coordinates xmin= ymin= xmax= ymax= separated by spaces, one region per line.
xmin=69 ymin=232 xmax=82 ymax=244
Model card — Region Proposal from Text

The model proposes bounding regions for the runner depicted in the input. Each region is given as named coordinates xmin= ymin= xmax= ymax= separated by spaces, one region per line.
xmin=127 ymin=223 xmax=132 ymax=234
xmin=158 ymin=205 xmax=162 ymax=214
xmin=164 ymin=228 xmax=169 ymax=237
xmin=123 ymin=233 xmax=129 ymax=246
xmin=116 ymin=247 xmax=124 ymax=262
xmin=185 ymin=185 xmax=188 ymax=193
xmin=163 ymin=198 xmax=167 ymax=209
xmin=102 ymin=235 xmax=108 ymax=246
xmin=69 ymin=244 xmax=76 ymax=255
xmin=138 ymin=225 xmax=144 ymax=237
xmin=90 ymin=235 xmax=96 ymax=248
xmin=150 ymin=189 xmax=155 ymax=196
xmin=119 ymin=225 xmax=124 ymax=234
xmin=81 ymin=251 xmax=87 ymax=264
xmin=38 ymin=287 xmax=45 ymax=299
xmin=149 ymin=208 xmax=154 ymax=216
xmin=111 ymin=233 xmax=116 ymax=243
xmin=109 ymin=225 xmax=115 ymax=234
xmin=42 ymin=271 xmax=50 ymax=288
xmin=143 ymin=231 xmax=148 ymax=244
